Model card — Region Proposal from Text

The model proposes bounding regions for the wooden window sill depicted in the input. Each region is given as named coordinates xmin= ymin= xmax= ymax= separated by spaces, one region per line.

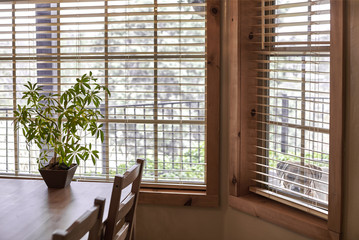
xmin=229 ymin=194 xmax=339 ymax=240
xmin=139 ymin=188 xmax=219 ymax=207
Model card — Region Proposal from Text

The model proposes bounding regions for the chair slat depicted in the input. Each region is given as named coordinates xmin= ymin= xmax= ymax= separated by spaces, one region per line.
xmin=64 ymin=207 xmax=100 ymax=240
xmin=116 ymin=193 xmax=135 ymax=223
xmin=121 ymin=164 xmax=140 ymax=189
xmin=114 ymin=223 xmax=129 ymax=240
xmin=52 ymin=197 xmax=105 ymax=240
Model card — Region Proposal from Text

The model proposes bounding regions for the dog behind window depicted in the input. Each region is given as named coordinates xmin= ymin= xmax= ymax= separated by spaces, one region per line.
xmin=276 ymin=161 xmax=323 ymax=199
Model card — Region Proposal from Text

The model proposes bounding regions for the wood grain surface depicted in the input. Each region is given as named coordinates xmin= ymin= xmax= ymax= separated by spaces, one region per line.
xmin=0 ymin=179 xmax=113 ymax=240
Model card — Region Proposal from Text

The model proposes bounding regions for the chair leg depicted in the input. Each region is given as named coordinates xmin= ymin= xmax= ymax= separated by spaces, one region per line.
xmin=131 ymin=216 xmax=136 ymax=240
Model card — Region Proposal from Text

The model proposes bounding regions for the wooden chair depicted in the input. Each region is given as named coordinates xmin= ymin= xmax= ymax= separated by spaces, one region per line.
xmin=52 ymin=197 xmax=106 ymax=240
xmin=104 ymin=158 xmax=145 ymax=240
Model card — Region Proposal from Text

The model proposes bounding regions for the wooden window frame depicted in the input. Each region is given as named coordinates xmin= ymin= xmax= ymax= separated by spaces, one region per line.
xmin=227 ymin=0 xmax=344 ymax=239
xmin=0 ymin=0 xmax=221 ymax=208
xmin=118 ymin=0 xmax=221 ymax=207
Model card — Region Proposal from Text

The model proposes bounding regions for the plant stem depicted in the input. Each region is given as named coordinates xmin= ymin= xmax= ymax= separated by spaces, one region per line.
xmin=35 ymin=110 xmax=58 ymax=129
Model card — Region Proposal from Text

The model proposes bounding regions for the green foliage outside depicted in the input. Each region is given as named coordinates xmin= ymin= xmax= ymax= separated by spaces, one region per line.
xmin=109 ymin=142 xmax=206 ymax=182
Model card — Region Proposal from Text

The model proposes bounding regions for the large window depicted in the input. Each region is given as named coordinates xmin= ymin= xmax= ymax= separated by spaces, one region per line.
xmin=0 ymin=0 xmax=220 ymax=194
xmin=228 ymin=0 xmax=343 ymax=238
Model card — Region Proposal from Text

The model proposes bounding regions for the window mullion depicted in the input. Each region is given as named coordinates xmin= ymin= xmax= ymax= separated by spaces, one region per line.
xmin=154 ymin=0 xmax=158 ymax=183
xmin=300 ymin=2 xmax=312 ymax=191
xmin=300 ymin=55 xmax=306 ymax=185
xmin=12 ymin=2 xmax=19 ymax=176
xmin=104 ymin=0 xmax=110 ymax=180
xmin=57 ymin=3 xmax=61 ymax=102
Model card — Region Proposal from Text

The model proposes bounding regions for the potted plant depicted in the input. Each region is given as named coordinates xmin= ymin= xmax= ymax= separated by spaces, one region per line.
xmin=14 ymin=72 xmax=110 ymax=188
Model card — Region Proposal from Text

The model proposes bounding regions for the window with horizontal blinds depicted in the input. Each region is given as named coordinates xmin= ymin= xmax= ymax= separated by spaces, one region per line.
xmin=252 ymin=0 xmax=330 ymax=218
xmin=0 ymin=0 xmax=212 ymax=188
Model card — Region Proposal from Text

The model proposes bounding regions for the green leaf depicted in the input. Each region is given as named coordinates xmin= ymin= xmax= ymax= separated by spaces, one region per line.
xmin=24 ymin=82 xmax=31 ymax=90
xmin=58 ymin=114 xmax=63 ymax=127
xmin=100 ymin=130 xmax=104 ymax=143
xmin=60 ymin=145 xmax=65 ymax=157
xmin=92 ymin=150 xmax=99 ymax=159
xmin=46 ymin=132 xmax=51 ymax=143
xmin=68 ymin=155 xmax=74 ymax=165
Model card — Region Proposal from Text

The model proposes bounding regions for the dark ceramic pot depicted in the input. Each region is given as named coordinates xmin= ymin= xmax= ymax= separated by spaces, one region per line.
xmin=39 ymin=164 xmax=78 ymax=188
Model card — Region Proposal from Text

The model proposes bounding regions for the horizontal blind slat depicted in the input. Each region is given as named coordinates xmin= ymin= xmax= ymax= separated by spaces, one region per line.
xmin=249 ymin=187 xmax=328 ymax=219
xmin=257 ymin=0 xmax=330 ymax=10
xmin=253 ymin=170 xmax=328 ymax=194
xmin=251 ymin=180 xmax=328 ymax=207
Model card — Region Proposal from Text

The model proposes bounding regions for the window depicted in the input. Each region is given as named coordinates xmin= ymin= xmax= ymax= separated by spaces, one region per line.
xmin=0 ymin=0 xmax=220 ymax=203
xmin=254 ymin=0 xmax=331 ymax=218
xmin=228 ymin=0 xmax=343 ymax=238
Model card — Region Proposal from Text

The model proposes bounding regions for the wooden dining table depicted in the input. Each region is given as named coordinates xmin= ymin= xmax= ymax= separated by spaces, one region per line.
xmin=0 ymin=179 xmax=114 ymax=240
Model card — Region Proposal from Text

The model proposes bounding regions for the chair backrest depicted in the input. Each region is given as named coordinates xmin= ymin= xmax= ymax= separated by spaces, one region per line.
xmin=52 ymin=197 xmax=106 ymax=240
xmin=104 ymin=158 xmax=145 ymax=240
